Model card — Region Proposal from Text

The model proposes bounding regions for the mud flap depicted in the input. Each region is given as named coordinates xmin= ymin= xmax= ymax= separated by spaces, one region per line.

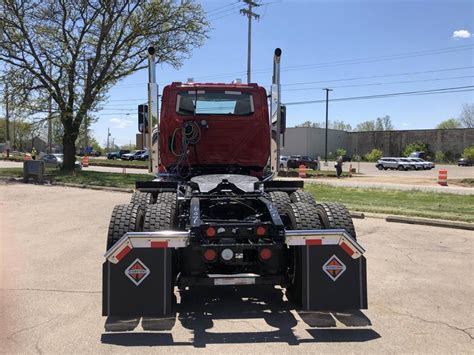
xmin=102 ymin=248 xmax=174 ymax=317
xmin=299 ymin=245 xmax=367 ymax=311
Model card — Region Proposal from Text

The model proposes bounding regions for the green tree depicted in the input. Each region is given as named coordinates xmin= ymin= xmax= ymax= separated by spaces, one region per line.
xmin=336 ymin=148 xmax=346 ymax=157
xmin=402 ymin=142 xmax=429 ymax=157
xmin=459 ymin=103 xmax=474 ymax=128
xmin=436 ymin=118 xmax=462 ymax=129
xmin=381 ymin=115 xmax=394 ymax=130
xmin=364 ymin=149 xmax=383 ymax=162
xmin=434 ymin=151 xmax=446 ymax=163
xmin=356 ymin=120 xmax=376 ymax=131
xmin=463 ymin=146 xmax=474 ymax=160
xmin=330 ymin=120 xmax=352 ymax=131
xmin=295 ymin=121 xmax=321 ymax=128
xmin=0 ymin=0 xmax=208 ymax=170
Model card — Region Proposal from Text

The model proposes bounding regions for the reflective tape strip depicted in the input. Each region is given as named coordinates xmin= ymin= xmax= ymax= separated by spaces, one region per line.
xmin=340 ymin=241 xmax=354 ymax=257
xmin=108 ymin=239 xmax=134 ymax=264
xmin=151 ymin=241 xmax=168 ymax=248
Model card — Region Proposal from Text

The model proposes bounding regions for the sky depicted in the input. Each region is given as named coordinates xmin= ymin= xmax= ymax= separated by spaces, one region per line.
xmin=65 ymin=1 xmax=474 ymax=146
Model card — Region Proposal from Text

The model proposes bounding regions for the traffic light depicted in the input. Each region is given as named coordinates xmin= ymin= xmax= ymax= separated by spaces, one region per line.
xmin=138 ymin=104 xmax=148 ymax=133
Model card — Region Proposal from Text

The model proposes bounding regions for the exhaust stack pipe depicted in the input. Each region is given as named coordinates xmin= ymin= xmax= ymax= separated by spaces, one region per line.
xmin=270 ymin=48 xmax=282 ymax=174
xmin=147 ymin=46 xmax=159 ymax=173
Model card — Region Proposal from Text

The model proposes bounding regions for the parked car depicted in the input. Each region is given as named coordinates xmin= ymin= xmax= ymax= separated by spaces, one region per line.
xmin=458 ymin=157 xmax=473 ymax=166
xmin=408 ymin=157 xmax=435 ymax=170
xmin=121 ymin=150 xmax=145 ymax=161
xmin=409 ymin=151 xmax=427 ymax=160
xmin=41 ymin=154 xmax=82 ymax=170
xmin=375 ymin=157 xmax=413 ymax=171
xmin=341 ymin=155 xmax=352 ymax=163
xmin=136 ymin=150 xmax=149 ymax=161
xmin=107 ymin=149 xmax=130 ymax=160
xmin=398 ymin=158 xmax=416 ymax=170
xmin=279 ymin=155 xmax=288 ymax=169
xmin=287 ymin=155 xmax=318 ymax=169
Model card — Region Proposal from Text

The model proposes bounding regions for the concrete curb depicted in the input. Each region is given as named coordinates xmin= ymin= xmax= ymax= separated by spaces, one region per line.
xmin=386 ymin=215 xmax=474 ymax=231
xmin=51 ymin=182 xmax=133 ymax=193
xmin=349 ymin=212 xmax=365 ymax=219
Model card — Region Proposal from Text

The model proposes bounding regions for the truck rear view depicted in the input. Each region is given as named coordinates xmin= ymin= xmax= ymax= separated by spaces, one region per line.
xmin=102 ymin=48 xmax=368 ymax=331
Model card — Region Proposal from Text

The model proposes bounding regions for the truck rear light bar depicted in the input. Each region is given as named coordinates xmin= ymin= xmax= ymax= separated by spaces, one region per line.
xmin=285 ymin=229 xmax=365 ymax=259
xmin=105 ymin=228 xmax=365 ymax=264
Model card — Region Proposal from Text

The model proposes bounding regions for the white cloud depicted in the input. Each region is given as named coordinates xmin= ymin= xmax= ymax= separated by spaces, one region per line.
xmin=452 ymin=30 xmax=471 ymax=39
xmin=109 ymin=117 xmax=133 ymax=129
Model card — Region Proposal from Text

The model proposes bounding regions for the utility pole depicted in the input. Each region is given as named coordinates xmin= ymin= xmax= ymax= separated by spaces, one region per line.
xmin=323 ymin=88 xmax=333 ymax=164
xmin=106 ymin=127 xmax=110 ymax=154
xmin=240 ymin=0 xmax=260 ymax=84
xmin=4 ymin=82 xmax=10 ymax=157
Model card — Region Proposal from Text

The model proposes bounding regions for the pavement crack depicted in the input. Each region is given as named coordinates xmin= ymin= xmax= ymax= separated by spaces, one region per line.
xmin=386 ymin=307 xmax=473 ymax=340
xmin=4 ymin=315 xmax=62 ymax=340
xmin=0 ymin=288 xmax=100 ymax=294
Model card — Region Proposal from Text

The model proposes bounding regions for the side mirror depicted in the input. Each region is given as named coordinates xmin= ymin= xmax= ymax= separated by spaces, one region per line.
xmin=280 ymin=105 xmax=286 ymax=134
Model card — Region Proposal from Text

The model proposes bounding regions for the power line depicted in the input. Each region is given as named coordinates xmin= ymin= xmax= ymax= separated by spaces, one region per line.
xmin=207 ymin=3 xmax=246 ymax=21
xmin=281 ymin=65 xmax=474 ymax=87
xmin=194 ymin=44 xmax=474 ymax=80
xmin=282 ymin=75 xmax=474 ymax=92
xmin=284 ymin=86 xmax=474 ymax=106
xmin=206 ymin=1 xmax=240 ymax=15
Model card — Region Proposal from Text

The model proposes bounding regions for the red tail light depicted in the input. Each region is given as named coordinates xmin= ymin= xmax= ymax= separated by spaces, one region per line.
xmin=259 ymin=248 xmax=272 ymax=261
xmin=256 ymin=226 xmax=266 ymax=236
xmin=203 ymin=249 xmax=217 ymax=262
xmin=206 ymin=227 xmax=216 ymax=237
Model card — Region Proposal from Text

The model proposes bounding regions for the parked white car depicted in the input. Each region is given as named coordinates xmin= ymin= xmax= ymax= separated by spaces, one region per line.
xmin=279 ymin=155 xmax=288 ymax=169
xmin=407 ymin=158 xmax=434 ymax=170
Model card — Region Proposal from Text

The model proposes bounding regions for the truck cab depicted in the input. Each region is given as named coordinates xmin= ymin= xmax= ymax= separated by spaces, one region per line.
xmin=159 ymin=82 xmax=269 ymax=177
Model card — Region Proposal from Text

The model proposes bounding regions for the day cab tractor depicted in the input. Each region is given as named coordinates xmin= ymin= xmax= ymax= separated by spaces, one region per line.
xmin=102 ymin=48 xmax=367 ymax=330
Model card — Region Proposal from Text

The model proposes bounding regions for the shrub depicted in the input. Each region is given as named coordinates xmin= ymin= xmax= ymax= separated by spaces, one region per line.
xmin=364 ymin=148 xmax=383 ymax=162
xmin=464 ymin=146 xmax=474 ymax=160
xmin=434 ymin=151 xmax=445 ymax=163
xmin=402 ymin=142 xmax=428 ymax=157
xmin=336 ymin=148 xmax=347 ymax=157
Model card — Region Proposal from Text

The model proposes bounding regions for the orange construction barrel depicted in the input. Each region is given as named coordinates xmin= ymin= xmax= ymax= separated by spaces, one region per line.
xmin=438 ymin=169 xmax=447 ymax=186
xmin=299 ymin=164 xmax=306 ymax=178
xmin=82 ymin=156 xmax=89 ymax=168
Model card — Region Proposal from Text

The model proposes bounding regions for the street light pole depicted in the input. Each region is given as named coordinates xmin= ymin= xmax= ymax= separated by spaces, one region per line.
xmin=323 ymin=88 xmax=333 ymax=164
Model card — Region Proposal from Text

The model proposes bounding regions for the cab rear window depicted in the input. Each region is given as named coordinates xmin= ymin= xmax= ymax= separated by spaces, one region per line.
xmin=176 ymin=91 xmax=254 ymax=116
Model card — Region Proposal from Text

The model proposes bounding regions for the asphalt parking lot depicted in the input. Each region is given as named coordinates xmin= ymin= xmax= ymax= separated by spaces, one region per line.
xmin=1 ymin=183 xmax=473 ymax=353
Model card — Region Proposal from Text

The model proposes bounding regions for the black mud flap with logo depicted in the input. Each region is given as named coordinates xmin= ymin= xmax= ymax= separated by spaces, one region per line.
xmin=300 ymin=245 xmax=367 ymax=311
xmin=102 ymin=248 xmax=174 ymax=317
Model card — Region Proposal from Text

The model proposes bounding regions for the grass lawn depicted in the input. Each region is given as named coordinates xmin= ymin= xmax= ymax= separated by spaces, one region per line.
xmin=304 ymin=184 xmax=474 ymax=223
xmin=88 ymin=158 xmax=148 ymax=169
xmin=1 ymin=167 xmax=472 ymax=222
xmin=0 ymin=168 xmax=151 ymax=188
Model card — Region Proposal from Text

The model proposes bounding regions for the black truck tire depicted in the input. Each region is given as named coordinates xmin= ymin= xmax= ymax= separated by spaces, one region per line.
xmin=155 ymin=192 xmax=177 ymax=207
xmin=106 ymin=204 xmax=144 ymax=250
xmin=130 ymin=191 xmax=155 ymax=210
xmin=289 ymin=190 xmax=316 ymax=206
xmin=315 ymin=202 xmax=356 ymax=240
xmin=268 ymin=191 xmax=291 ymax=216
xmin=143 ymin=202 xmax=176 ymax=231
xmin=284 ymin=202 xmax=322 ymax=306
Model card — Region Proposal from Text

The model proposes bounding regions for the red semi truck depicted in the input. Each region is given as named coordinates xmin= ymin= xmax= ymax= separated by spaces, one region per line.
xmin=103 ymin=48 xmax=367 ymax=331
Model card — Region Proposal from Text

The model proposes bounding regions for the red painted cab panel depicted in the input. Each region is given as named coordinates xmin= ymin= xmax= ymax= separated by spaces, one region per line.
xmin=159 ymin=83 xmax=270 ymax=174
